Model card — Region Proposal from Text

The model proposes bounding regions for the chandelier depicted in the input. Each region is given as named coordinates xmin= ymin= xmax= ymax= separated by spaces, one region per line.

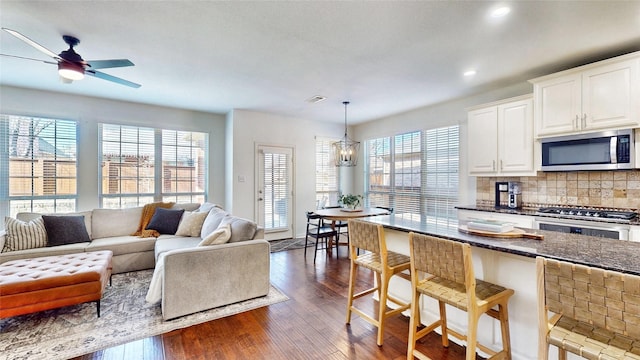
xmin=332 ymin=101 xmax=360 ymax=167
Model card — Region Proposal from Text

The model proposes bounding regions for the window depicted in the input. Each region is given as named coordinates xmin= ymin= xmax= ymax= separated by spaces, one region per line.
xmin=99 ymin=124 xmax=207 ymax=208
xmin=364 ymin=125 xmax=459 ymax=227
xmin=315 ymin=137 xmax=340 ymax=208
xmin=1 ymin=114 xmax=78 ymax=218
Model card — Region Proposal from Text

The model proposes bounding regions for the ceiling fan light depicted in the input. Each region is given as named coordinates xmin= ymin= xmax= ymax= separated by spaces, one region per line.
xmin=58 ymin=62 xmax=84 ymax=80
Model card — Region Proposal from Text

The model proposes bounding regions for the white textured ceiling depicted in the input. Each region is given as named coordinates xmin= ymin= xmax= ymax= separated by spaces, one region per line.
xmin=1 ymin=1 xmax=639 ymax=124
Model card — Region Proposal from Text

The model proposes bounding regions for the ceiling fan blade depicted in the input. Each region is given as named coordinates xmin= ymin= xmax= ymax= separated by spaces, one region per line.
xmin=2 ymin=28 xmax=62 ymax=61
xmin=1 ymin=53 xmax=57 ymax=64
xmin=86 ymin=59 xmax=134 ymax=69
xmin=86 ymin=69 xmax=141 ymax=88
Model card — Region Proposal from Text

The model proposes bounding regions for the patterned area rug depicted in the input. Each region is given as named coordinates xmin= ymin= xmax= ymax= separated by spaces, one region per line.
xmin=269 ymin=237 xmax=312 ymax=252
xmin=0 ymin=270 xmax=288 ymax=360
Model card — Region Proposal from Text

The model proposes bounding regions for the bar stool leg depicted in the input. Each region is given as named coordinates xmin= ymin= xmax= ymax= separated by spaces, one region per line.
xmin=376 ymin=271 xmax=391 ymax=346
xmin=466 ymin=307 xmax=482 ymax=360
xmin=499 ymin=302 xmax=512 ymax=359
xmin=434 ymin=301 xmax=447 ymax=347
xmin=407 ymin=288 xmax=421 ymax=359
xmin=345 ymin=261 xmax=357 ymax=324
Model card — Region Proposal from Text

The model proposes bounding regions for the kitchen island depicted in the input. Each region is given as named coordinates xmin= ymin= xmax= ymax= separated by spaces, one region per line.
xmin=360 ymin=215 xmax=640 ymax=360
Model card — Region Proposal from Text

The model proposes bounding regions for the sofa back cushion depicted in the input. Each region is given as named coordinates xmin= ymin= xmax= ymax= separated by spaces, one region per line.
xmin=171 ymin=203 xmax=201 ymax=212
xmin=92 ymin=207 xmax=143 ymax=239
xmin=200 ymin=207 xmax=229 ymax=239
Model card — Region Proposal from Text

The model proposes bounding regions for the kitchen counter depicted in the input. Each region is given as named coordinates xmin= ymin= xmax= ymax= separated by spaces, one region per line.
xmin=364 ymin=215 xmax=640 ymax=275
xmin=360 ymin=215 xmax=640 ymax=360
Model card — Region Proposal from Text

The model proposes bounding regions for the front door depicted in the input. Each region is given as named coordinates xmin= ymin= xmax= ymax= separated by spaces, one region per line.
xmin=256 ymin=145 xmax=294 ymax=240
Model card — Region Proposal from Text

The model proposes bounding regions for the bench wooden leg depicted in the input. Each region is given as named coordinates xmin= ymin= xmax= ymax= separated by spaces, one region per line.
xmin=97 ymin=300 xmax=101 ymax=318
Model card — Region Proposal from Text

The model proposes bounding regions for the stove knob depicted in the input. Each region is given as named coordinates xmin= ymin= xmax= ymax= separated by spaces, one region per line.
xmin=593 ymin=212 xmax=600 ymax=217
xmin=569 ymin=210 xmax=575 ymax=215
xmin=585 ymin=212 xmax=591 ymax=216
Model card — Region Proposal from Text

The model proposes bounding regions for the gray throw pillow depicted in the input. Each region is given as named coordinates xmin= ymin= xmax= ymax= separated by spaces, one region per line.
xmin=42 ymin=215 xmax=91 ymax=246
xmin=220 ymin=215 xmax=258 ymax=243
xmin=145 ymin=208 xmax=185 ymax=235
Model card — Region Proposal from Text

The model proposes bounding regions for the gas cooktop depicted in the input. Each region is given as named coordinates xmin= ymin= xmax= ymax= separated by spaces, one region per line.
xmin=537 ymin=207 xmax=638 ymax=221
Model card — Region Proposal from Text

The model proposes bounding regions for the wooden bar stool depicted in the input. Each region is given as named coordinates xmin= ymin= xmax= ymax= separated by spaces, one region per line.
xmin=407 ymin=232 xmax=514 ymax=360
xmin=345 ymin=219 xmax=411 ymax=346
xmin=536 ymin=257 xmax=640 ymax=360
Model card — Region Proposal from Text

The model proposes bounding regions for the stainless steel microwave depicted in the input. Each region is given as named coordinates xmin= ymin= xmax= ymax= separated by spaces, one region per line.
xmin=541 ymin=129 xmax=634 ymax=171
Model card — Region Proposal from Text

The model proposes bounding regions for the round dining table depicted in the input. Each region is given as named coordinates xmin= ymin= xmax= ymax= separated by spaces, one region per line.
xmin=313 ymin=207 xmax=391 ymax=256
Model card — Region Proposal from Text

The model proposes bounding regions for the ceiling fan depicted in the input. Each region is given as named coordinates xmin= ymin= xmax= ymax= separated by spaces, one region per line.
xmin=1 ymin=28 xmax=141 ymax=88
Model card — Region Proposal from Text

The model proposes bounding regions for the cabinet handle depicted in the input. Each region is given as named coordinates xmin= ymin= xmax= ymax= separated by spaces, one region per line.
xmin=582 ymin=114 xmax=587 ymax=129
xmin=493 ymin=160 xmax=496 ymax=171
xmin=500 ymin=160 xmax=503 ymax=170
xmin=575 ymin=115 xmax=579 ymax=130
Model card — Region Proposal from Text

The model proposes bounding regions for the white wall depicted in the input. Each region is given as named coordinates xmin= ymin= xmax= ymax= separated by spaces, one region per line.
xmin=353 ymin=81 xmax=533 ymax=206
xmin=229 ymin=109 xmax=343 ymax=238
xmin=0 ymin=85 xmax=227 ymax=212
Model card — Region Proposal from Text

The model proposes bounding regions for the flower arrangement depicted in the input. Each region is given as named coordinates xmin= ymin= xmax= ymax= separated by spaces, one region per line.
xmin=339 ymin=193 xmax=363 ymax=210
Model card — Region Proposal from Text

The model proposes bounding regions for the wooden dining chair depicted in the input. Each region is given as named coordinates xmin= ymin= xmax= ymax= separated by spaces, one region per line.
xmin=345 ymin=218 xmax=411 ymax=346
xmin=304 ymin=211 xmax=338 ymax=263
xmin=407 ymin=232 xmax=514 ymax=360
xmin=322 ymin=205 xmax=349 ymax=254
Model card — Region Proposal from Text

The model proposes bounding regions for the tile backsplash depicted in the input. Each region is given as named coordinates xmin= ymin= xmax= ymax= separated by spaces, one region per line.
xmin=475 ymin=170 xmax=640 ymax=211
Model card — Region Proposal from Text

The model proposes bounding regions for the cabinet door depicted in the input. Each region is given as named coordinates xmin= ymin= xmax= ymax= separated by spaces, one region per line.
xmin=534 ymin=73 xmax=581 ymax=137
xmin=498 ymin=98 xmax=534 ymax=173
xmin=468 ymin=107 xmax=498 ymax=174
xmin=582 ymin=58 xmax=640 ymax=130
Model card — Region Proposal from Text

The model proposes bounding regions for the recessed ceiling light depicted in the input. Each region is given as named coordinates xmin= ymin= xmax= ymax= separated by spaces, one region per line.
xmin=464 ymin=70 xmax=477 ymax=77
xmin=490 ymin=6 xmax=511 ymax=18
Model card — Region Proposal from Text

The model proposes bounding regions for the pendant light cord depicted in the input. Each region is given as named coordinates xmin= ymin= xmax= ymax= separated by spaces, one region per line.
xmin=343 ymin=101 xmax=350 ymax=138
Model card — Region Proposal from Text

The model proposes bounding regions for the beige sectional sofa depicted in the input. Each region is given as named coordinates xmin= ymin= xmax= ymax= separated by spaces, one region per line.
xmin=0 ymin=203 xmax=271 ymax=320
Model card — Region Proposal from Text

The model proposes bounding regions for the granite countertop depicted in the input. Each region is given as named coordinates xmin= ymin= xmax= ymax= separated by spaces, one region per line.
xmin=455 ymin=204 xmax=640 ymax=226
xmin=362 ymin=215 xmax=640 ymax=276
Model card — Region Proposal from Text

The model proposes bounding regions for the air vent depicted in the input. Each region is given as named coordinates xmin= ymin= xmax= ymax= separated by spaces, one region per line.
xmin=306 ymin=95 xmax=327 ymax=103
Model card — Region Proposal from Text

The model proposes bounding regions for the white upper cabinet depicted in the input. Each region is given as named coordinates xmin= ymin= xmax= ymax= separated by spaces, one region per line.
xmin=468 ymin=95 xmax=535 ymax=176
xmin=531 ymin=52 xmax=640 ymax=137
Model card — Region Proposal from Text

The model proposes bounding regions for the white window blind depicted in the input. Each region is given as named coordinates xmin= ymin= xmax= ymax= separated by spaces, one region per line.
xmin=1 ymin=114 xmax=78 ymax=218
xmin=365 ymin=125 xmax=459 ymax=226
xmin=365 ymin=136 xmax=391 ymax=209
xmin=423 ymin=126 xmax=459 ymax=226
xmin=99 ymin=124 xmax=207 ymax=208
xmin=315 ymin=137 xmax=339 ymax=208
xmin=263 ymin=151 xmax=289 ymax=229
xmin=161 ymin=130 xmax=207 ymax=204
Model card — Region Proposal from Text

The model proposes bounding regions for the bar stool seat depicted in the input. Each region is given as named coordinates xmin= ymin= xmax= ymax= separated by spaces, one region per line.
xmin=407 ymin=232 xmax=514 ymax=360
xmin=537 ymin=256 xmax=640 ymax=360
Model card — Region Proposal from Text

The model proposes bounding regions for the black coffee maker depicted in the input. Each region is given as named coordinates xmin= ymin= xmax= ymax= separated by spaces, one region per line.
xmin=495 ymin=181 xmax=509 ymax=208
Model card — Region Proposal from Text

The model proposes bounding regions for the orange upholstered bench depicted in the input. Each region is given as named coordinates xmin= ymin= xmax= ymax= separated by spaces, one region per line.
xmin=0 ymin=251 xmax=113 ymax=319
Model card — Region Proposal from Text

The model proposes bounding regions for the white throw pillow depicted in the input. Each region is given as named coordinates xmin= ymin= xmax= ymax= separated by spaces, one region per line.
xmin=197 ymin=223 xmax=231 ymax=246
xmin=175 ymin=211 xmax=208 ymax=237
xmin=200 ymin=207 xmax=228 ymax=239
xmin=3 ymin=217 xmax=48 ymax=252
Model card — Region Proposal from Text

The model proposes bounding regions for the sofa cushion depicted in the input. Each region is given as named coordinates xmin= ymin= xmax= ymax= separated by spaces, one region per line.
xmin=0 ymin=243 xmax=88 ymax=264
xmin=2 ymin=217 xmax=47 ymax=252
xmin=175 ymin=211 xmax=208 ymax=237
xmin=197 ymin=202 xmax=222 ymax=213
xmin=91 ymin=207 xmax=143 ymax=239
xmin=200 ymin=207 xmax=228 ymax=238
xmin=146 ymin=208 xmax=184 ymax=235
xmin=171 ymin=203 xmax=201 ymax=212
xmin=154 ymin=236 xmax=201 ymax=260
xmin=17 ymin=211 xmax=93 ymax=239
xmin=198 ymin=223 xmax=232 ymax=246
xmin=42 ymin=215 xmax=91 ymax=246
xmin=220 ymin=215 xmax=258 ymax=243
xmin=85 ymin=235 xmax=156 ymax=256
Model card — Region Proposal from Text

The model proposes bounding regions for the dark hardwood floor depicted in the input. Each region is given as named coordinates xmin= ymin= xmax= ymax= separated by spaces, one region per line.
xmin=73 ymin=245 xmax=478 ymax=360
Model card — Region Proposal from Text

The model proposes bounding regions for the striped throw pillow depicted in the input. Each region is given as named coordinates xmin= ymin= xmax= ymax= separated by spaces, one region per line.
xmin=2 ymin=217 xmax=48 ymax=252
